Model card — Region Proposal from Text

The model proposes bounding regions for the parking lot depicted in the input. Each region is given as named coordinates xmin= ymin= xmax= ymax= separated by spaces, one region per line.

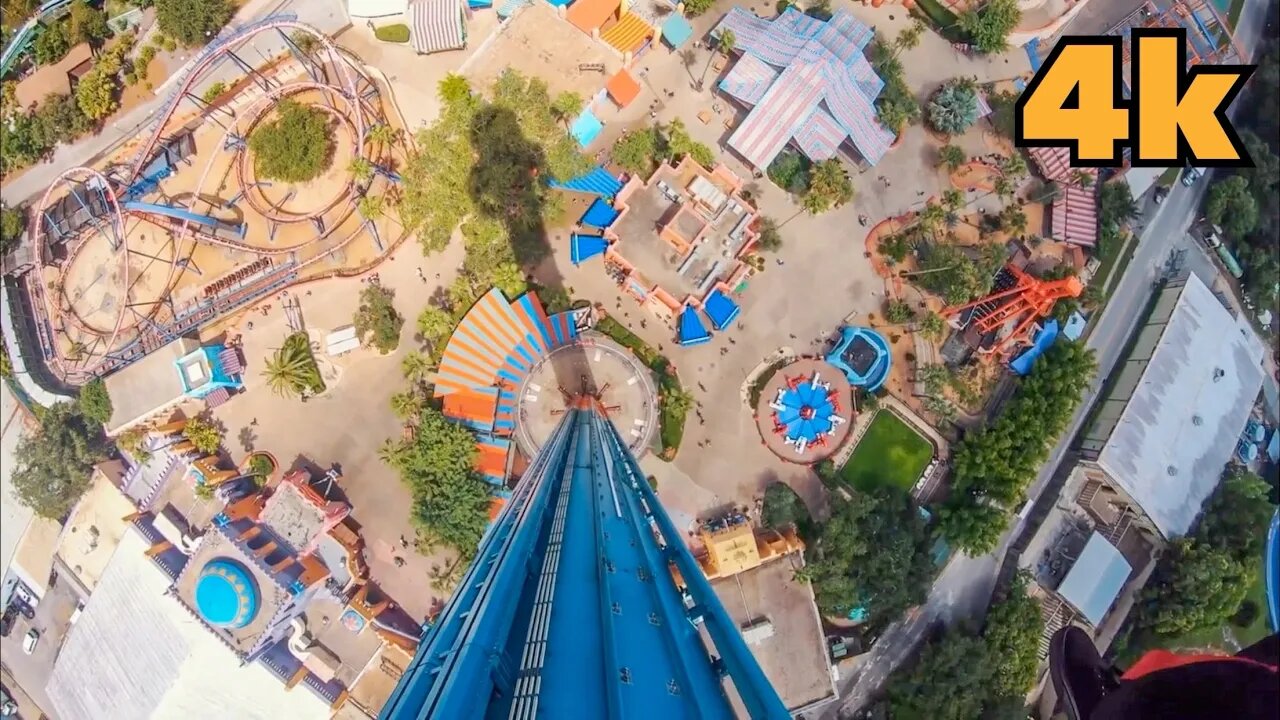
xmin=0 ymin=573 xmax=84 ymax=717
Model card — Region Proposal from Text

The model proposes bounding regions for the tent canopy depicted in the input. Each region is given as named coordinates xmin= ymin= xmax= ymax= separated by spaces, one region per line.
xmin=580 ymin=197 xmax=620 ymax=228
xmin=1056 ymin=532 xmax=1132 ymax=626
xmin=606 ymin=69 xmax=642 ymax=108
xmin=1009 ymin=319 xmax=1059 ymax=376
xmin=661 ymin=13 xmax=694 ymax=48
xmin=571 ymin=233 xmax=609 ymax=266
xmin=702 ymin=288 xmax=740 ymax=331
xmin=678 ymin=305 xmax=712 ymax=346
xmin=410 ymin=0 xmax=466 ymax=55
xmin=549 ymin=166 xmax=623 ymax=197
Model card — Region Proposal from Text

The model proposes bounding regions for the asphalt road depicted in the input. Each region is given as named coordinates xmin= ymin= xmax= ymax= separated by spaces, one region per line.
xmin=0 ymin=0 xmax=349 ymax=207
xmin=831 ymin=3 xmax=1271 ymax=711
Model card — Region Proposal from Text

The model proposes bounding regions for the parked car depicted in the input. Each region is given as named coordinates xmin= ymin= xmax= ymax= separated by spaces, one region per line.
xmin=1181 ymin=166 xmax=1203 ymax=187
xmin=1153 ymin=185 xmax=1169 ymax=205
xmin=21 ymin=628 xmax=39 ymax=654
xmin=11 ymin=601 xmax=34 ymax=621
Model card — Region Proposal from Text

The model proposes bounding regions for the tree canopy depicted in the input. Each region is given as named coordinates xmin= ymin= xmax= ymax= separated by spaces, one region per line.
xmin=12 ymin=402 xmax=107 ymax=519
xmin=262 ymin=332 xmax=324 ymax=398
xmin=353 ymin=283 xmax=404 ymax=354
xmin=1 ymin=203 xmax=25 ymax=256
xmin=386 ymin=405 xmax=492 ymax=555
xmin=803 ymin=159 xmax=854 ymax=214
xmin=155 ymin=0 xmax=233 ymax=47
xmin=182 ymin=416 xmax=223 ymax=455
xmin=928 ymin=81 xmax=980 ymax=136
xmin=77 ymin=378 xmax=113 ymax=425
xmin=69 ymin=2 xmax=111 ymax=47
xmin=870 ymin=37 xmax=920 ymax=134
xmin=761 ymin=482 xmax=807 ymax=529
xmin=958 ymin=0 xmax=1021 ymax=54
xmin=803 ymin=488 xmax=935 ymax=626
xmin=914 ymin=240 xmax=1005 ymax=306
xmin=1205 ymin=175 xmax=1259 ymax=239
xmin=940 ymin=340 xmax=1096 ymax=553
xmin=249 ymin=100 xmax=334 ymax=183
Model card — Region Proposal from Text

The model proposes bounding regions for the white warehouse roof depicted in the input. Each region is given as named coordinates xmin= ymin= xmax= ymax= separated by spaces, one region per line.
xmin=1087 ymin=274 xmax=1266 ymax=538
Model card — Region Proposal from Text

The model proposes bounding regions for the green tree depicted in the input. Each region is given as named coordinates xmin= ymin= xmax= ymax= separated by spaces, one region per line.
xmin=983 ymin=577 xmax=1043 ymax=699
xmin=1099 ymin=180 xmax=1139 ymax=228
xmin=438 ymin=73 xmax=472 ymax=106
xmin=353 ymin=283 xmax=404 ymax=354
xmin=803 ymin=159 xmax=853 ymax=214
xmin=261 ymin=334 xmax=322 ymax=398
xmin=290 ymin=30 xmax=319 ymax=56
xmin=937 ymin=143 xmax=967 ymax=171
xmin=249 ymin=100 xmax=334 ymax=183
xmin=919 ymin=311 xmax=945 ymax=340
xmin=357 ymin=194 xmax=386 ymax=220
xmin=1137 ymin=539 xmax=1252 ymax=637
xmin=871 ymin=41 xmax=920 ymax=135
xmin=201 ymin=80 xmax=227 ymax=105
xmin=390 ymin=390 xmax=423 ymax=421
xmin=803 ymin=488 xmax=935 ymax=625
xmin=69 ymin=2 xmax=111 ymax=47
xmin=77 ymin=378 xmax=113 ymax=425
xmin=762 ymin=482 xmax=807 ymax=529
xmin=550 ymin=91 xmax=584 ymax=127
xmin=1206 ymin=175 xmax=1259 ymax=238
xmin=417 ymin=305 xmax=456 ymax=351
xmin=75 ymin=66 xmax=118 ymax=120
xmin=1198 ymin=467 xmax=1272 ymax=564
xmin=754 ymin=217 xmax=782 ymax=252
xmin=958 ymin=0 xmax=1021 ymax=54
xmin=999 ymin=204 xmax=1028 ymax=236
xmin=490 ymin=261 xmax=528 ymax=299
xmin=33 ymin=20 xmax=72 ymax=65
xmin=182 ymin=415 xmax=222 ymax=454
xmin=349 ymin=157 xmax=374 ymax=184
xmin=683 ymin=0 xmax=714 ymax=16
xmin=885 ymin=299 xmax=914 ymax=324
xmin=155 ymin=0 xmax=233 ymax=46
xmin=394 ymin=406 xmax=491 ymax=555
xmin=10 ymin=402 xmax=105 ymax=520
xmin=612 ymin=127 xmax=659 ymax=174
xmin=767 ymin=151 xmax=811 ymax=194
xmin=888 ymin=631 xmax=991 ymax=720
xmin=665 ymin=119 xmax=715 ymax=167
xmin=1 ymin=203 xmax=25 ymax=256
xmin=928 ymin=81 xmax=980 ymax=135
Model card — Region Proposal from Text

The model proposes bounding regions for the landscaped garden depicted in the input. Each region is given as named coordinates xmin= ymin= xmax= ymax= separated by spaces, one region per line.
xmin=838 ymin=410 xmax=933 ymax=492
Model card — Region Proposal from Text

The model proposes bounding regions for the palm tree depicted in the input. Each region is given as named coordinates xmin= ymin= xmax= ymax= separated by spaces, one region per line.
xmin=401 ymin=350 xmax=432 ymax=385
xmin=917 ymin=202 xmax=947 ymax=236
xmin=390 ymin=391 xmax=423 ymax=421
xmin=993 ymin=175 xmax=1015 ymax=201
xmin=349 ymin=157 xmax=374 ymax=184
xmin=550 ymin=91 xmax=584 ymax=128
xmin=437 ymin=73 xmax=472 ymax=106
xmin=937 ymin=144 xmax=966 ymax=172
xmin=701 ymin=29 xmax=736 ymax=87
xmin=378 ymin=438 xmax=408 ymax=468
xmin=1070 ymin=169 xmax=1095 ymax=189
xmin=358 ymin=194 xmax=386 ymax=220
xmin=999 ymin=152 xmax=1028 ymax=180
xmin=942 ymin=189 xmax=964 ymax=211
xmin=893 ymin=19 xmax=925 ymax=55
xmin=261 ymin=342 xmax=319 ymax=398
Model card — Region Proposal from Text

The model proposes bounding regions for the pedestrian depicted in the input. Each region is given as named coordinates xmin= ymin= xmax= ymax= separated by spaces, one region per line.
xmin=251 ymin=418 xmax=258 ymax=426
xmin=247 ymin=321 xmax=255 ymax=330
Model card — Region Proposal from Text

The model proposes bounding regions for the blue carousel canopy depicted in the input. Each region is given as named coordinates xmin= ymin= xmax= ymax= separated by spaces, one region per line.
xmin=774 ymin=375 xmax=839 ymax=445
xmin=580 ymin=197 xmax=620 ymax=229
xmin=571 ymin=233 xmax=609 ymax=266
xmin=702 ymin=288 xmax=740 ymax=331
xmin=195 ymin=558 xmax=260 ymax=629
xmin=677 ymin=305 xmax=712 ymax=346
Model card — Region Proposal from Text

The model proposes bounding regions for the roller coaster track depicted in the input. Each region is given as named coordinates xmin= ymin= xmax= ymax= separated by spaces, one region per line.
xmin=123 ymin=16 xmax=366 ymax=185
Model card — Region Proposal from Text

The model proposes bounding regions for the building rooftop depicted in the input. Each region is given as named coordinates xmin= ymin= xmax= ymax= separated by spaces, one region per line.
xmin=173 ymin=529 xmax=289 ymax=654
xmin=46 ymin=529 xmax=331 ymax=720
xmin=104 ymin=337 xmax=200 ymax=435
xmin=1056 ymin=532 xmax=1132 ymax=626
xmin=259 ymin=477 xmax=330 ymax=554
xmin=1083 ymin=275 xmax=1267 ymax=537
xmin=55 ymin=467 xmax=138 ymax=593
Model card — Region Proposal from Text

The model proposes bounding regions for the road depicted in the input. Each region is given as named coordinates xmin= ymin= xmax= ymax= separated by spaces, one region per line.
xmin=0 ymin=0 xmax=349 ymax=207
xmin=831 ymin=3 xmax=1272 ymax=712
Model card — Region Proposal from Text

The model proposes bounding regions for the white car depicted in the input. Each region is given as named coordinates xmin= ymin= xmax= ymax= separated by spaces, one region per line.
xmin=21 ymin=628 xmax=39 ymax=654
xmin=1181 ymin=167 xmax=1202 ymax=187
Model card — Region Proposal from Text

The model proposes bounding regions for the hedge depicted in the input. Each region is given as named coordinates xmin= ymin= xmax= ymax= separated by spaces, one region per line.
xmin=374 ymin=24 xmax=410 ymax=43
xmin=595 ymin=316 xmax=688 ymax=458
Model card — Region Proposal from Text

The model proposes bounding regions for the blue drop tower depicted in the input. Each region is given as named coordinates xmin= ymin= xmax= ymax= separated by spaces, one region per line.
xmin=380 ymin=392 xmax=789 ymax=719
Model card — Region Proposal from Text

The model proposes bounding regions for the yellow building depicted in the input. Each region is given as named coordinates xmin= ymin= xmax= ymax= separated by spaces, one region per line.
xmin=696 ymin=520 xmax=803 ymax=581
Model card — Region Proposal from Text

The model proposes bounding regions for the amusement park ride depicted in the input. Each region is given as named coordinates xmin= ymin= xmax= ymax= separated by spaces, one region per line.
xmin=12 ymin=16 xmax=397 ymax=388
xmin=381 ymin=384 xmax=790 ymax=719
xmin=942 ymin=263 xmax=1083 ymax=361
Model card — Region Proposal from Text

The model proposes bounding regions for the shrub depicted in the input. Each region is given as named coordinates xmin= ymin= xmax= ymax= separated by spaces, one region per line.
xmin=353 ymin=283 xmax=405 ymax=354
xmin=885 ymin=299 xmax=914 ymax=324
xmin=201 ymin=81 xmax=227 ymax=105
xmin=34 ymin=21 xmax=72 ymax=66
xmin=374 ymin=24 xmax=411 ymax=43
xmin=248 ymin=100 xmax=334 ymax=183
xmin=928 ymin=80 xmax=980 ymax=135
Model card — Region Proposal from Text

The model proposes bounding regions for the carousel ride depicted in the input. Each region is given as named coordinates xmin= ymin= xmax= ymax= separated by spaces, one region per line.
xmin=19 ymin=15 xmax=406 ymax=386
xmin=754 ymin=358 xmax=853 ymax=462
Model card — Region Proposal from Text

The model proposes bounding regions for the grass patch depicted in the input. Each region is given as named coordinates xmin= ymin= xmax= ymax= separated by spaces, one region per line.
xmin=595 ymin=316 xmax=689 ymax=459
xmin=838 ymin=410 xmax=933 ymax=493
xmin=1156 ymin=166 xmax=1180 ymax=188
xmin=1118 ymin=573 xmax=1271 ymax=667
xmin=374 ymin=24 xmax=410 ymax=43
xmin=748 ymin=358 xmax=787 ymax=407
xmin=910 ymin=1 xmax=966 ymax=43
xmin=1100 ymin=234 xmax=1139 ymax=301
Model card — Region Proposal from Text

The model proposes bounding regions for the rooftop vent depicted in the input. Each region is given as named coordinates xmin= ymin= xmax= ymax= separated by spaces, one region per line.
xmin=1167 ymin=465 xmax=1178 ymax=476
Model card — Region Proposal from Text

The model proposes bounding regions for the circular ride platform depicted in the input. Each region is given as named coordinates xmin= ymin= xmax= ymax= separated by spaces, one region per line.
xmin=515 ymin=333 xmax=658 ymax=459
xmin=754 ymin=358 xmax=853 ymax=464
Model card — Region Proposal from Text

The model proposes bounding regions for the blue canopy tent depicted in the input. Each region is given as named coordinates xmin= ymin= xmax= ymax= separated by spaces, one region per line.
xmin=1010 ymin=320 xmax=1060 ymax=376
xmin=702 ymin=288 xmax=740 ymax=331
xmin=677 ymin=305 xmax=712 ymax=346
xmin=1062 ymin=311 xmax=1087 ymax=340
xmin=550 ymin=166 xmax=624 ymax=197
xmin=570 ymin=233 xmax=609 ymax=266
xmin=662 ymin=14 xmax=694 ymax=49
xmin=570 ymin=108 xmax=604 ymax=148
xmin=580 ymin=197 xmax=619 ymax=229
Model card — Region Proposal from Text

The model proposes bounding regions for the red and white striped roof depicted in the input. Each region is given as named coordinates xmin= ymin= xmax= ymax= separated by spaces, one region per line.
xmin=1051 ymin=185 xmax=1099 ymax=247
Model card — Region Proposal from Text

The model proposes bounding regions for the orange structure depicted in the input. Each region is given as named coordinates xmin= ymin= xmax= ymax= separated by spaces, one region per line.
xmin=943 ymin=264 xmax=1083 ymax=360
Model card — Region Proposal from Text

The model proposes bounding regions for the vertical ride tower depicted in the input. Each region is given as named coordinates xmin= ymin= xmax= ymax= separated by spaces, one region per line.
xmin=380 ymin=391 xmax=789 ymax=719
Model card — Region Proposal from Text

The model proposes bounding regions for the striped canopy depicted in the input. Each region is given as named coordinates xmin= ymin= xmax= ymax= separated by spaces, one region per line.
xmin=410 ymin=0 xmax=465 ymax=55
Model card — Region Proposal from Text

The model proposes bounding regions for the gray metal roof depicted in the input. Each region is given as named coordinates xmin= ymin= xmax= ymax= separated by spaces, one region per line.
xmin=1057 ymin=532 xmax=1132 ymax=626
xmin=1092 ymin=275 xmax=1266 ymax=538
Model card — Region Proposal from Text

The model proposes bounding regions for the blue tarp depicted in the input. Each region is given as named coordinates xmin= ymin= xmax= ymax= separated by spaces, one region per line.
xmin=1024 ymin=38 xmax=1043 ymax=72
xmin=702 ymin=288 xmax=740 ymax=331
xmin=570 ymin=108 xmax=604 ymax=148
xmin=1063 ymin=311 xmax=1087 ymax=341
xmin=570 ymin=233 xmax=609 ymax=265
xmin=549 ymin=166 xmax=623 ymax=197
xmin=662 ymin=13 xmax=694 ymax=48
xmin=580 ymin=197 xmax=619 ymax=228
xmin=677 ymin=305 xmax=712 ymax=346
xmin=1010 ymin=320 xmax=1060 ymax=376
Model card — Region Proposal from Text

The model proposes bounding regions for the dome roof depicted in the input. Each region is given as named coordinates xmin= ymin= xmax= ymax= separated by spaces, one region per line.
xmin=195 ymin=559 xmax=260 ymax=629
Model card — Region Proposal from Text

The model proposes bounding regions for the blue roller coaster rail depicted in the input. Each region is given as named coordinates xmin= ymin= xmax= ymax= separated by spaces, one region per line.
xmin=380 ymin=399 xmax=790 ymax=720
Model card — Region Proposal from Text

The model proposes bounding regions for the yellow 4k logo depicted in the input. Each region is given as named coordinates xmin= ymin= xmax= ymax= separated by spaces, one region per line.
xmin=1016 ymin=28 xmax=1255 ymax=167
